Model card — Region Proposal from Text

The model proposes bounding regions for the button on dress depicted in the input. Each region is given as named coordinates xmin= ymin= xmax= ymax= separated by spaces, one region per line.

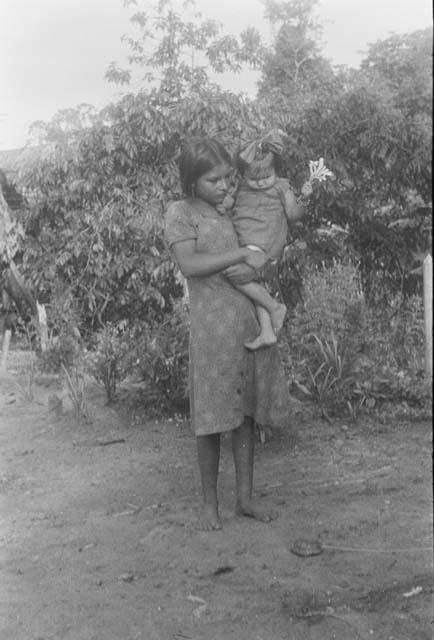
xmin=165 ymin=198 xmax=290 ymax=436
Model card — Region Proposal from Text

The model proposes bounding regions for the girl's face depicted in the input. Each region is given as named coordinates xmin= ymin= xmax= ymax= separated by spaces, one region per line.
xmin=194 ymin=163 xmax=232 ymax=205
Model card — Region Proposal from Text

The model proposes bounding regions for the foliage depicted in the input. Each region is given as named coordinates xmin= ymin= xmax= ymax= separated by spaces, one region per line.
xmin=361 ymin=28 xmax=433 ymax=118
xmin=28 ymin=104 xmax=100 ymax=146
xmin=18 ymin=3 xmax=432 ymax=319
xmin=287 ymin=260 xmax=366 ymax=349
xmin=131 ymin=300 xmax=189 ymax=411
xmin=10 ymin=0 xmax=432 ymax=418
xmin=17 ymin=81 xmax=270 ymax=336
xmin=61 ymin=362 xmax=91 ymax=423
xmin=106 ymin=0 xmax=262 ymax=94
xmin=305 ymin=333 xmax=356 ymax=419
xmin=285 ymin=262 xmax=431 ymax=419
xmin=19 ymin=145 xmax=176 ymax=332
xmin=38 ymin=284 xmax=82 ymax=372
xmin=258 ymin=0 xmax=335 ymax=106
xmin=83 ymin=300 xmax=189 ymax=410
xmin=255 ymin=20 xmax=432 ymax=303
xmin=1 ymin=189 xmax=25 ymax=262
xmin=0 ymin=218 xmax=24 ymax=263
xmin=353 ymin=294 xmax=430 ymax=412
xmin=86 ymin=322 xmax=135 ymax=404
xmin=0 ymin=169 xmax=24 ymax=211
xmin=278 ymin=66 xmax=432 ymax=301
xmin=285 ymin=261 xmax=366 ymax=415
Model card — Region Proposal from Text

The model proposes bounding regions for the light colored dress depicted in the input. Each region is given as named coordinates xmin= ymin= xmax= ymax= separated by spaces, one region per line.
xmin=164 ymin=198 xmax=290 ymax=436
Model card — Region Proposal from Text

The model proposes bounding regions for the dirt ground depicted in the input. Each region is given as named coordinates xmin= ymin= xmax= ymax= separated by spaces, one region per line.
xmin=1 ymin=351 xmax=433 ymax=640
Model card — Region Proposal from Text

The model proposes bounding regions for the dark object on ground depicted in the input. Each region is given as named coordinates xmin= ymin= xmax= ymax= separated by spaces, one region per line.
xmin=290 ymin=538 xmax=323 ymax=557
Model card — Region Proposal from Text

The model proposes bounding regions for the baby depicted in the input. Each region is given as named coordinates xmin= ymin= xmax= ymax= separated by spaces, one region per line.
xmin=225 ymin=131 xmax=329 ymax=350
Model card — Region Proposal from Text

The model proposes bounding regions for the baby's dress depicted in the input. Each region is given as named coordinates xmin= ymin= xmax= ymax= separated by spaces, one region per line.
xmin=231 ymin=178 xmax=295 ymax=261
xmin=164 ymin=198 xmax=290 ymax=436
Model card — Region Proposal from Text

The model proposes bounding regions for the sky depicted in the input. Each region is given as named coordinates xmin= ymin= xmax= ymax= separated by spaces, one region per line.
xmin=0 ymin=0 xmax=432 ymax=150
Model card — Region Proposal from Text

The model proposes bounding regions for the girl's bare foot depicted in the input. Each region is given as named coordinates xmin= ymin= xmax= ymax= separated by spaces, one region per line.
xmin=244 ymin=333 xmax=277 ymax=351
xmin=270 ymin=303 xmax=287 ymax=335
xmin=197 ymin=504 xmax=222 ymax=531
xmin=235 ymin=500 xmax=276 ymax=523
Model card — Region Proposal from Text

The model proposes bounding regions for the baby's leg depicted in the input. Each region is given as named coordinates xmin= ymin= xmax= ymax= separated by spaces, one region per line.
xmin=245 ymin=304 xmax=277 ymax=350
xmin=235 ymin=281 xmax=287 ymax=337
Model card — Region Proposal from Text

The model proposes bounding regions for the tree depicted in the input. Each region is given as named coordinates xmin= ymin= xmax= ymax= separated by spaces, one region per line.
xmin=278 ymin=58 xmax=432 ymax=302
xmin=16 ymin=0 xmax=432 ymax=331
xmin=28 ymin=104 xmax=100 ymax=146
xmin=252 ymin=8 xmax=432 ymax=301
xmin=257 ymin=0 xmax=335 ymax=109
xmin=361 ymin=28 xmax=433 ymax=118
xmin=106 ymin=0 xmax=263 ymax=96
xmin=17 ymin=85 xmax=268 ymax=332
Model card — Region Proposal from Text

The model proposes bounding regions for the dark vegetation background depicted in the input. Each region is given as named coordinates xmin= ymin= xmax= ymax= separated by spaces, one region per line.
xmin=1 ymin=0 xmax=432 ymax=420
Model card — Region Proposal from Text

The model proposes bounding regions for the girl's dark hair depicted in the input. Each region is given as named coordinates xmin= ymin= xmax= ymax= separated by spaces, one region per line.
xmin=178 ymin=138 xmax=232 ymax=197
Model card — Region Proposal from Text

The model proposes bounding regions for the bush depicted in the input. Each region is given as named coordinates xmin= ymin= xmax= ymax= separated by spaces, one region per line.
xmin=131 ymin=300 xmax=190 ymax=412
xmin=86 ymin=322 xmax=134 ymax=403
xmin=283 ymin=261 xmax=431 ymax=418
xmin=38 ymin=284 xmax=82 ymax=372
xmin=283 ymin=261 xmax=365 ymax=416
xmin=352 ymin=294 xmax=430 ymax=411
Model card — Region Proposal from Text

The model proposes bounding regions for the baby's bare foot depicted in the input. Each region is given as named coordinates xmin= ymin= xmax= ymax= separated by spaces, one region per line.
xmin=236 ymin=500 xmax=276 ymax=523
xmin=197 ymin=504 xmax=222 ymax=531
xmin=244 ymin=334 xmax=277 ymax=351
xmin=270 ymin=303 xmax=287 ymax=335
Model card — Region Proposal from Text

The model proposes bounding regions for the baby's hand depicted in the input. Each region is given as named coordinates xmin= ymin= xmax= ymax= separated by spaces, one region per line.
xmin=300 ymin=181 xmax=313 ymax=198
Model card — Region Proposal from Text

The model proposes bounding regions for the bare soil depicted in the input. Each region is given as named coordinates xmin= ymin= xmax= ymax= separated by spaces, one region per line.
xmin=1 ymin=351 xmax=432 ymax=640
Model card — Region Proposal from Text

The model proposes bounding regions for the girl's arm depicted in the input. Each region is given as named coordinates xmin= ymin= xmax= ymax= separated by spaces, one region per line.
xmin=223 ymin=263 xmax=258 ymax=285
xmin=172 ymin=239 xmax=267 ymax=278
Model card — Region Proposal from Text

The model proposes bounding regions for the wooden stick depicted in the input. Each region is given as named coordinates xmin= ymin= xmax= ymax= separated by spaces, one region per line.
xmin=0 ymin=328 xmax=12 ymax=371
xmin=36 ymin=301 xmax=48 ymax=352
xmin=423 ymin=254 xmax=432 ymax=377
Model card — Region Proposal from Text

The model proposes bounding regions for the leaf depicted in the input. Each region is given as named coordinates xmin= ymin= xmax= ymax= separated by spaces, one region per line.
xmin=388 ymin=218 xmax=419 ymax=229
xmin=293 ymin=381 xmax=312 ymax=396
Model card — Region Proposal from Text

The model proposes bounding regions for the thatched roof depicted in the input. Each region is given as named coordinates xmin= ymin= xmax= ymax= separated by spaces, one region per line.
xmin=0 ymin=146 xmax=53 ymax=177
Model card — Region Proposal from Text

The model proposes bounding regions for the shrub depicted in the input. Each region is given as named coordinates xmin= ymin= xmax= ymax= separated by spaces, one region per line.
xmin=86 ymin=322 xmax=134 ymax=403
xmin=131 ymin=300 xmax=190 ymax=412
xmin=283 ymin=261 xmax=431 ymax=418
xmin=283 ymin=261 xmax=365 ymax=416
xmin=38 ymin=284 xmax=82 ymax=372
xmin=351 ymin=294 xmax=430 ymax=412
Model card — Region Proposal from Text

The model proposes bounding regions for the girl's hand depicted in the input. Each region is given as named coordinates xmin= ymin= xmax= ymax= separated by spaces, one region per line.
xmin=223 ymin=264 xmax=257 ymax=285
xmin=244 ymin=248 xmax=268 ymax=270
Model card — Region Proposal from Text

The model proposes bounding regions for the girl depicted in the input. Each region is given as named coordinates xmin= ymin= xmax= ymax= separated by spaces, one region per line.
xmin=164 ymin=138 xmax=290 ymax=531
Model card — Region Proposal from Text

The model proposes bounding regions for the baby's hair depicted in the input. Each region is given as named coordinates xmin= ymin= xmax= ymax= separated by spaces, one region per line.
xmin=236 ymin=149 xmax=284 ymax=179
xmin=178 ymin=137 xmax=232 ymax=197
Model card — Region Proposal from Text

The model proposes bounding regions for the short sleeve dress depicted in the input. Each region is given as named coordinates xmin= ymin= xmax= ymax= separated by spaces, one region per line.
xmin=164 ymin=198 xmax=290 ymax=436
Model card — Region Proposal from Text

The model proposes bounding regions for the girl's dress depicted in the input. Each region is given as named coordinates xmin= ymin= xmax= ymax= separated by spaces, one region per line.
xmin=165 ymin=198 xmax=290 ymax=436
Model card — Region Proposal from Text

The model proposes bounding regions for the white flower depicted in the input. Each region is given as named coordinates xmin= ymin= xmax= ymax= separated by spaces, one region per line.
xmin=308 ymin=158 xmax=334 ymax=182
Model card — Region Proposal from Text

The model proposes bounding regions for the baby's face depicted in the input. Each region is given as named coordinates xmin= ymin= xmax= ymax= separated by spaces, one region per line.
xmin=245 ymin=171 xmax=276 ymax=191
